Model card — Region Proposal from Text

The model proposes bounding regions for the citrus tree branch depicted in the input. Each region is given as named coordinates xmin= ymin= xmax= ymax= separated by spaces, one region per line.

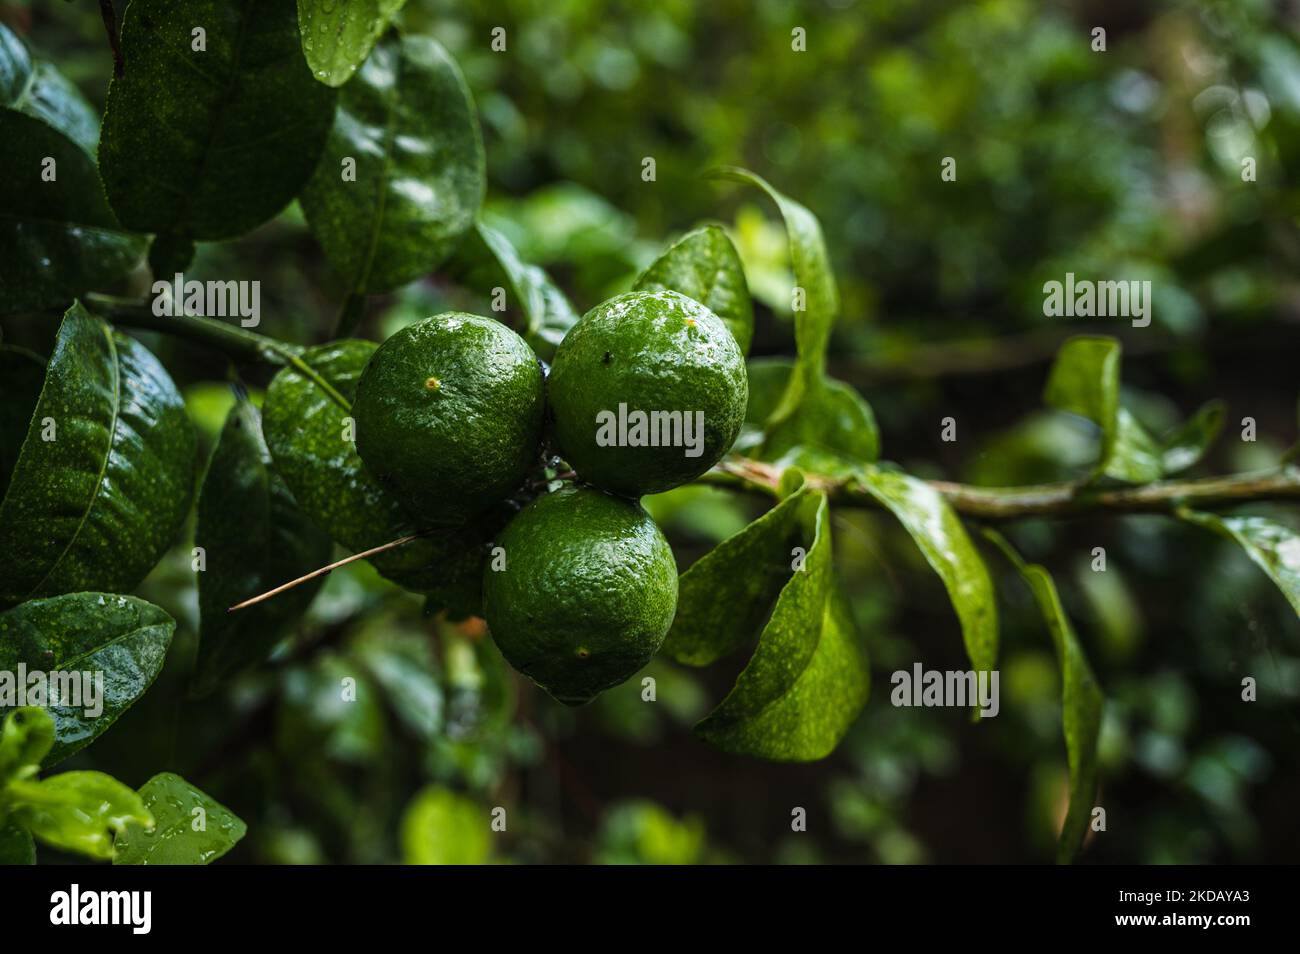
xmin=85 ymin=293 xmax=304 ymax=366
xmin=87 ymin=294 xmax=352 ymax=409
xmin=705 ymin=458 xmax=1300 ymax=520
xmin=84 ymin=295 xmax=1300 ymax=522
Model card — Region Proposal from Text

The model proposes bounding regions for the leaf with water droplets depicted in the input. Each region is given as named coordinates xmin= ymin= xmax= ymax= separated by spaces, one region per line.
xmin=5 ymin=770 xmax=151 ymax=860
xmin=113 ymin=772 xmax=246 ymax=865
xmin=299 ymin=32 xmax=484 ymax=293
xmin=99 ymin=0 xmax=337 ymax=243
xmin=859 ymin=467 xmax=998 ymax=675
xmin=0 ymin=593 xmax=175 ymax=766
xmin=297 ymin=0 xmax=407 ymax=87
xmin=0 ymin=303 xmax=196 ymax=607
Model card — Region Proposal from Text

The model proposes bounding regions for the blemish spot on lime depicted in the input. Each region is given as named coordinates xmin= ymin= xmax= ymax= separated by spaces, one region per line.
xmin=576 ymin=647 xmax=590 ymax=659
xmin=424 ymin=376 xmax=441 ymax=392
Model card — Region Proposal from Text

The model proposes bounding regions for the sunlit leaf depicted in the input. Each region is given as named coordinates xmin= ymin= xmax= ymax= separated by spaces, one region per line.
xmin=400 ymin=785 xmax=491 ymax=864
xmin=5 ymin=771 xmax=151 ymax=861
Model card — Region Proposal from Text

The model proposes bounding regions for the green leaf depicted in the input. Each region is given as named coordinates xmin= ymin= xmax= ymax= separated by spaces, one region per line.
xmin=300 ymin=32 xmax=484 ymax=294
xmin=710 ymin=167 xmax=838 ymax=425
xmin=400 ymin=785 xmax=491 ymax=864
xmin=351 ymin=631 xmax=443 ymax=741
xmin=447 ymin=221 xmax=579 ymax=361
xmin=1177 ymin=510 xmax=1300 ymax=617
xmin=663 ymin=490 xmax=807 ymax=666
xmin=99 ymin=0 xmax=337 ymax=243
xmin=1043 ymin=336 xmax=1162 ymax=484
xmin=1160 ymin=400 xmax=1225 ymax=474
xmin=983 ymin=530 xmax=1103 ymax=864
xmin=739 ymin=358 xmax=879 ymax=475
xmin=193 ymin=402 xmax=332 ymax=696
xmin=633 ymin=224 xmax=754 ymax=354
xmin=0 ymin=112 xmax=145 ymax=314
xmin=0 ymin=823 xmax=34 ymax=864
xmin=0 ymin=346 xmax=45 ymax=499
xmin=261 ymin=340 xmax=458 ymax=591
xmin=113 ymin=772 xmax=246 ymax=865
xmin=4 ymin=771 xmax=152 ymax=861
xmin=297 ymin=0 xmax=407 ymax=87
xmin=0 ymin=303 xmax=196 ymax=608
xmin=0 ymin=594 xmax=175 ymax=766
xmin=693 ymin=493 xmax=870 ymax=761
xmin=0 ymin=707 xmax=54 ymax=785
xmin=0 ymin=23 xmax=99 ymax=154
xmin=859 ymin=468 xmax=998 ymax=674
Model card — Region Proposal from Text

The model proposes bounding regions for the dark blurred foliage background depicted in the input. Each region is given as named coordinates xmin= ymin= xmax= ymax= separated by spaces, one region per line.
xmin=3 ymin=0 xmax=1299 ymax=863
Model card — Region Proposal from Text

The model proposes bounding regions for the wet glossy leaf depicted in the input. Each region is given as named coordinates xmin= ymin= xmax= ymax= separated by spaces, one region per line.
xmin=0 ymin=23 xmax=98 ymax=154
xmin=297 ymin=0 xmax=407 ymax=87
xmin=1178 ymin=510 xmax=1300 ymax=617
xmin=694 ymin=493 xmax=870 ymax=761
xmin=711 ymin=167 xmax=837 ymax=425
xmin=663 ymin=490 xmax=806 ymax=666
xmin=633 ymin=224 xmax=754 ymax=354
xmin=0 ymin=347 xmax=44 ymax=499
xmin=448 ymin=221 xmax=578 ymax=360
xmin=1043 ymin=336 xmax=1162 ymax=484
xmin=0 ymin=823 xmax=34 ymax=864
xmin=0 ymin=304 xmax=196 ymax=608
xmin=0 ymin=593 xmax=175 ymax=766
xmin=99 ymin=0 xmax=337 ymax=242
xmin=193 ymin=402 xmax=332 ymax=696
xmin=860 ymin=468 xmax=998 ymax=674
xmin=0 ymin=707 xmax=54 ymax=784
xmin=262 ymin=340 xmax=451 ymax=591
xmin=0 ymin=112 xmax=144 ymax=314
xmin=300 ymin=32 xmax=484 ymax=293
xmin=400 ymin=785 xmax=491 ymax=864
xmin=984 ymin=530 xmax=1102 ymax=864
xmin=1160 ymin=400 xmax=1225 ymax=474
xmin=113 ymin=772 xmax=246 ymax=865
xmin=739 ymin=358 xmax=879 ymax=474
xmin=4 ymin=770 xmax=151 ymax=861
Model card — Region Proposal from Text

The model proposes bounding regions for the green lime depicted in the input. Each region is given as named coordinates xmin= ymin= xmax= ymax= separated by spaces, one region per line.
xmin=354 ymin=313 xmax=545 ymax=524
xmin=482 ymin=485 xmax=678 ymax=705
xmin=548 ymin=290 xmax=747 ymax=497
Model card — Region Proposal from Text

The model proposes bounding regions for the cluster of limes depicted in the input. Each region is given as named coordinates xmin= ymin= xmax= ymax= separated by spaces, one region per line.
xmin=353 ymin=290 xmax=748 ymax=704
